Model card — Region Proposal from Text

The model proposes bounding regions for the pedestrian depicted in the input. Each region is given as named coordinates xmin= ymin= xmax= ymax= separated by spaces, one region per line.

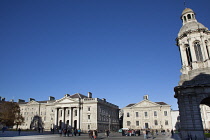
xmin=71 ymin=128 xmax=74 ymax=136
xmin=156 ymin=129 xmax=158 ymax=135
xmin=93 ymin=130 xmax=97 ymax=139
xmin=143 ymin=130 xmax=147 ymax=139
xmin=59 ymin=129 xmax=62 ymax=137
xmin=18 ymin=128 xmax=21 ymax=136
xmin=78 ymin=129 xmax=81 ymax=136
xmin=171 ymin=129 xmax=174 ymax=136
xmin=105 ymin=129 xmax=110 ymax=137
xmin=63 ymin=129 xmax=67 ymax=137
xmin=151 ymin=129 xmax=155 ymax=139
xmin=67 ymin=129 xmax=70 ymax=137
xmin=74 ymin=129 xmax=77 ymax=136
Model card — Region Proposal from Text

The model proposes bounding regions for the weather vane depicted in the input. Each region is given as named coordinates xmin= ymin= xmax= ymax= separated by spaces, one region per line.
xmin=184 ymin=0 xmax=187 ymax=8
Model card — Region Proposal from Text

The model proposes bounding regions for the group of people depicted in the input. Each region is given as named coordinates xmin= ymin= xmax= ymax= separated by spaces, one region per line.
xmin=58 ymin=128 xmax=81 ymax=137
xmin=142 ymin=129 xmax=174 ymax=139
xmin=88 ymin=130 xmax=98 ymax=139
xmin=88 ymin=129 xmax=110 ymax=139
xmin=122 ymin=129 xmax=174 ymax=139
xmin=122 ymin=129 xmax=141 ymax=136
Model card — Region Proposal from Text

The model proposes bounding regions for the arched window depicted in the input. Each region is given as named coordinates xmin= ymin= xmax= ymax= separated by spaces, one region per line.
xmin=187 ymin=14 xmax=191 ymax=19
xmin=194 ymin=41 xmax=203 ymax=62
xmin=184 ymin=16 xmax=187 ymax=22
xmin=185 ymin=44 xmax=192 ymax=66
xmin=205 ymin=41 xmax=210 ymax=59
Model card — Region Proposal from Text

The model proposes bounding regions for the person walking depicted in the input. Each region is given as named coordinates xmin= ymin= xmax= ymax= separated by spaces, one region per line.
xmin=143 ymin=130 xmax=147 ymax=139
xmin=151 ymin=129 xmax=155 ymax=139
xmin=78 ymin=129 xmax=81 ymax=136
xmin=105 ymin=129 xmax=110 ymax=137
xmin=18 ymin=128 xmax=21 ymax=136
xmin=171 ymin=129 xmax=174 ymax=137
xmin=59 ymin=129 xmax=62 ymax=137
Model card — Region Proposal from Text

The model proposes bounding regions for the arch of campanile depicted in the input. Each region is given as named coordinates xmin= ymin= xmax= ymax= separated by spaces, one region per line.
xmin=174 ymin=8 xmax=210 ymax=140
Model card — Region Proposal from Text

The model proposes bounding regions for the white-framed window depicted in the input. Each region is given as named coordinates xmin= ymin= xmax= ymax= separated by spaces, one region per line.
xmin=165 ymin=120 xmax=168 ymax=125
xmin=154 ymin=120 xmax=158 ymax=125
xmin=154 ymin=111 xmax=157 ymax=116
xmin=136 ymin=112 xmax=139 ymax=117
xmin=88 ymin=115 xmax=90 ymax=120
xmin=136 ymin=121 xmax=139 ymax=126
xmin=164 ymin=111 xmax=167 ymax=116
xmin=144 ymin=112 xmax=148 ymax=117
xmin=127 ymin=112 xmax=130 ymax=117
xmin=127 ymin=121 xmax=131 ymax=126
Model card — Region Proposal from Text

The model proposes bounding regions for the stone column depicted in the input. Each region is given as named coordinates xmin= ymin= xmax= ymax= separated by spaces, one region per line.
xmin=61 ymin=108 xmax=65 ymax=129
xmin=54 ymin=108 xmax=58 ymax=128
xmin=77 ymin=107 xmax=80 ymax=129
xmin=69 ymin=107 xmax=72 ymax=128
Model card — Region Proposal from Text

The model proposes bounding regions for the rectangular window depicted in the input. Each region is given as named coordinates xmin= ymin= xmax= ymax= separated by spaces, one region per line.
xmin=144 ymin=112 xmax=148 ymax=117
xmin=88 ymin=107 xmax=90 ymax=111
xmin=75 ymin=110 xmax=77 ymax=116
xmin=165 ymin=120 xmax=168 ymax=125
xmin=127 ymin=112 xmax=130 ymax=117
xmin=88 ymin=115 xmax=90 ymax=120
xmin=88 ymin=125 xmax=90 ymax=129
xmin=164 ymin=111 xmax=167 ymax=116
xmin=136 ymin=121 xmax=139 ymax=126
xmin=154 ymin=120 xmax=158 ymax=125
xmin=127 ymin=121 xmax=131 ymax=126
xmin=136 ymin=112 xmax=139 ymax=117
xmin=154 ymin=111 xmax=157 ymax=116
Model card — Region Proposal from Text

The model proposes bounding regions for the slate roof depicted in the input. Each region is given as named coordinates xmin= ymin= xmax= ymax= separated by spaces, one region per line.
xmin=155 ymin=102 xmax=168 ymax=105
xmin=70 ymin=93 xmax=88 ymax=99
xmin=126 ymin=103 xmax=135 ymax=107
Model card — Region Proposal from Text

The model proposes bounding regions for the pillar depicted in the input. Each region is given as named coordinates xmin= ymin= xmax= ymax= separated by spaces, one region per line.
xmin=54 ymin=108 xmax=58 ymax=128
xmin=77 ymin=107 xmax=80 ymax=129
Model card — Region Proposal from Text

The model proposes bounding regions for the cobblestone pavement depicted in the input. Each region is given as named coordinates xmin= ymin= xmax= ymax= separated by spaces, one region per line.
xmin=0 ymin=131 xmax=181 ymax=140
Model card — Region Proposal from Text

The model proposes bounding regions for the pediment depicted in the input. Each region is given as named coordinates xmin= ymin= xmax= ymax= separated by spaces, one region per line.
xmin=55 ymin=97 xmax=77 ymax=104
xmin=133 ymin=100 xmax=159 ymax=108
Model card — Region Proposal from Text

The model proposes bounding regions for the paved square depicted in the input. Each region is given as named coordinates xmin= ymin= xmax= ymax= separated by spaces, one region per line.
xmin=0 ymin=131 xmax=181 ymax=140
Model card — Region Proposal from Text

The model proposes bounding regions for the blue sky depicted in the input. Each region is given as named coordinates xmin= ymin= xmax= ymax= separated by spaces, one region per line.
xmin=0 ymin=0 xmax=210 ymax=110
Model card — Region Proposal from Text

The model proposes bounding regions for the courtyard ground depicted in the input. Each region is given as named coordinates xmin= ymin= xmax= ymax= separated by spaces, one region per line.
xmin=0 ymin=130 xmax=181 ymax=140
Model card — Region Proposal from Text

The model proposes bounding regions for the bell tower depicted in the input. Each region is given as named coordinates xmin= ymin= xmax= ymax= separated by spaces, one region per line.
xmin=174 ymin=8 xmax=210 ymax=139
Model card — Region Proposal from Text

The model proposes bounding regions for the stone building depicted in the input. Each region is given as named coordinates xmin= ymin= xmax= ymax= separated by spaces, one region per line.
xmin=122 ymin=95 xmax=172 ymax=130
xmin=17 ymin=92 xmax=119 ymax=132
xmin=174 ymin=7 xmax=210 ymax=139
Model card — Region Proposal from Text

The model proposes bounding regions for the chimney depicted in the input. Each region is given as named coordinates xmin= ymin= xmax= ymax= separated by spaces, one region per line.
xmin=65 ymin=94 xmax=70 ymax=97
xmin=143 ymin=95 xmax=149 ymax=100
xmin=88 ymin=92 xmax=92 ymax=98
xmin=102 ymin=98 xmax=106 ymax=102
xmin=49 ymin=96 xmax=55 ymax=101
xmin=29 ymin=98 xmax=35 ymax=102
xmin=18 ymin=99 xmax=25 ymax=103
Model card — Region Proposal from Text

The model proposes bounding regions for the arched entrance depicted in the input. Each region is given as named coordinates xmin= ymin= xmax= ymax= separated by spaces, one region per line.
xmin=175 ymin=80 xmax=210 ymax=139
xmin=74 ymin=120 xmax=77 ymax=129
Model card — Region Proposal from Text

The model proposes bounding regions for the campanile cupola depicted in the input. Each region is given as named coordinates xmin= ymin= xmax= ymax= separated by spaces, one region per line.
xmin=176 ymin=8 xmax=210 ymax=85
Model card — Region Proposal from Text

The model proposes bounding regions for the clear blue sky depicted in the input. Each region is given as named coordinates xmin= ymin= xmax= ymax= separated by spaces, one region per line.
xmin=0 ymin=0 xmax=210 ymax=110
